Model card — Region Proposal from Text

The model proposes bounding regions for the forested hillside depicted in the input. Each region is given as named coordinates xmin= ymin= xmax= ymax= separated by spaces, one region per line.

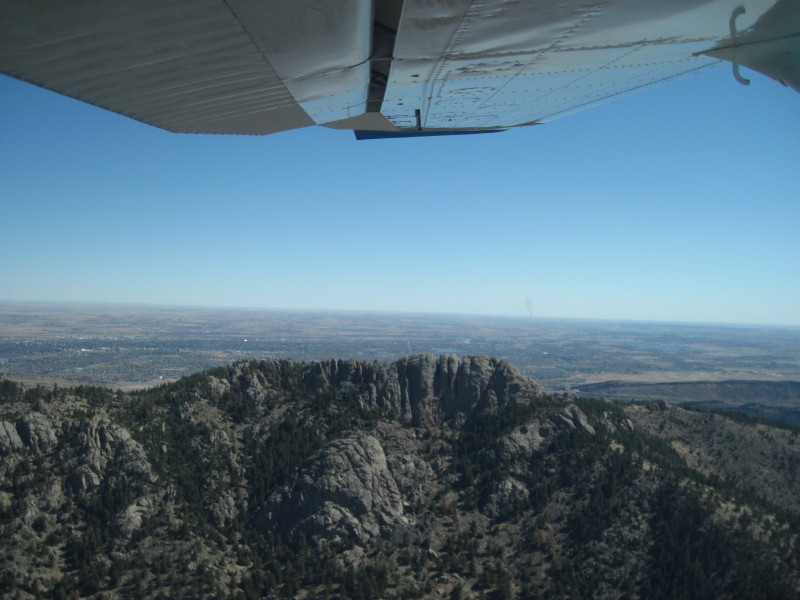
xmin=1 ymin=355 xmax=798 ymax=599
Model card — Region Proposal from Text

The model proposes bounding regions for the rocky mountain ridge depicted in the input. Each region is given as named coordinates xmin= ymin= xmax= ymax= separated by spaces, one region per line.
xmin=206 ymin=354 xmax=541 ymax=427
xmin=1 ymin=355 xmax=798 ymax=599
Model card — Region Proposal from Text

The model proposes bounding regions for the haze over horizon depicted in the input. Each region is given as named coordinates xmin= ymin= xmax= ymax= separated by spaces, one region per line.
xmin=2 ymin=65 xmax=799 ymax=327
xmin=2 ymin=298 xmax=799 ymax=331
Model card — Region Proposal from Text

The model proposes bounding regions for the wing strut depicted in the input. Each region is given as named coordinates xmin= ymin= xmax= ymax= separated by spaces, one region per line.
xmin=729 ymin=6 xmax=751 ymax=86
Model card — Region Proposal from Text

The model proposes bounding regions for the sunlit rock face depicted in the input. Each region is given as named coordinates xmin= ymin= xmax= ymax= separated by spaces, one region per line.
xmin=253 ymin=434 xmax=403 ymax=544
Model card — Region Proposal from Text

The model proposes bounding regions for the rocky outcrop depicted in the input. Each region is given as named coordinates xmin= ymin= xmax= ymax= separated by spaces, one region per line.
xmin=490 ymin=421 xmax=554 ymax=466
xmin=204 ymin=362 xmax=276 ymax=407
xmin=240 ymin=368 xmax=269 ymax=401
xmin=254 ymin=434 xmax=403 ymax=544
xmin=483 ymin=476 xmax=530 ymax=519
xmin=387 ymin=452 xmax=436 ymax=508
xmin=61 ymin=417 xmax=158 ymax=537
xmin=208 ymin=490 xmax=239 ymax=529
xmin=0 ymin=420 xmax=24 ymax=454
xmin=16 ymin=413 xmax=57 ymax=453
xmin=67 ymin=417 xmax=155 ymax=494
xmin=474 ymin=404 xmax=595 ymax=467
xmin=115 ymin=495 xmax=156 ymax=538
xmin=206 ymin=375 xmax=231 ymax=400
xmin=304 ymin=354 xmax=542 ymax=427
xmin=552 ymin=405 xmax=596 ymax=434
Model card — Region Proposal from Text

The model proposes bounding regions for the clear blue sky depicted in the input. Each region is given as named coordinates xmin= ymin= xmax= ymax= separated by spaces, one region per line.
xmin=1 ymin=65 xmax=798 ymax=326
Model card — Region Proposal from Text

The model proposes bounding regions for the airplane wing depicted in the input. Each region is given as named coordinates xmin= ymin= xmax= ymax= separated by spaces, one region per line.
xmin=1 ymin=0 xmax=797 ymax=138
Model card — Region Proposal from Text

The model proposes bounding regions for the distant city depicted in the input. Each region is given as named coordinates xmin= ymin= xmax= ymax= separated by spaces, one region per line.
xmin=2 ymin=301 xmax=798 ymax=392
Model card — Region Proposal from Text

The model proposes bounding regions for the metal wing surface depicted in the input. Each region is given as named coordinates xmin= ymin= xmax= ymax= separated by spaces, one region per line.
xmin=1 ymin=0 xmax=796 ymax=137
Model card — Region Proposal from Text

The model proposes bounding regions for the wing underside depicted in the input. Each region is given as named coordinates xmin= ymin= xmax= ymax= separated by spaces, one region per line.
xmin=0 ymin=0 xmax=796 ymax=136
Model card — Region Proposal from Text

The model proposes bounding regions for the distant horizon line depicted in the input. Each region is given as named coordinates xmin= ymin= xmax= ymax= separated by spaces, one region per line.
xmin=1 ymin=298 xmax=797 ymax=330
